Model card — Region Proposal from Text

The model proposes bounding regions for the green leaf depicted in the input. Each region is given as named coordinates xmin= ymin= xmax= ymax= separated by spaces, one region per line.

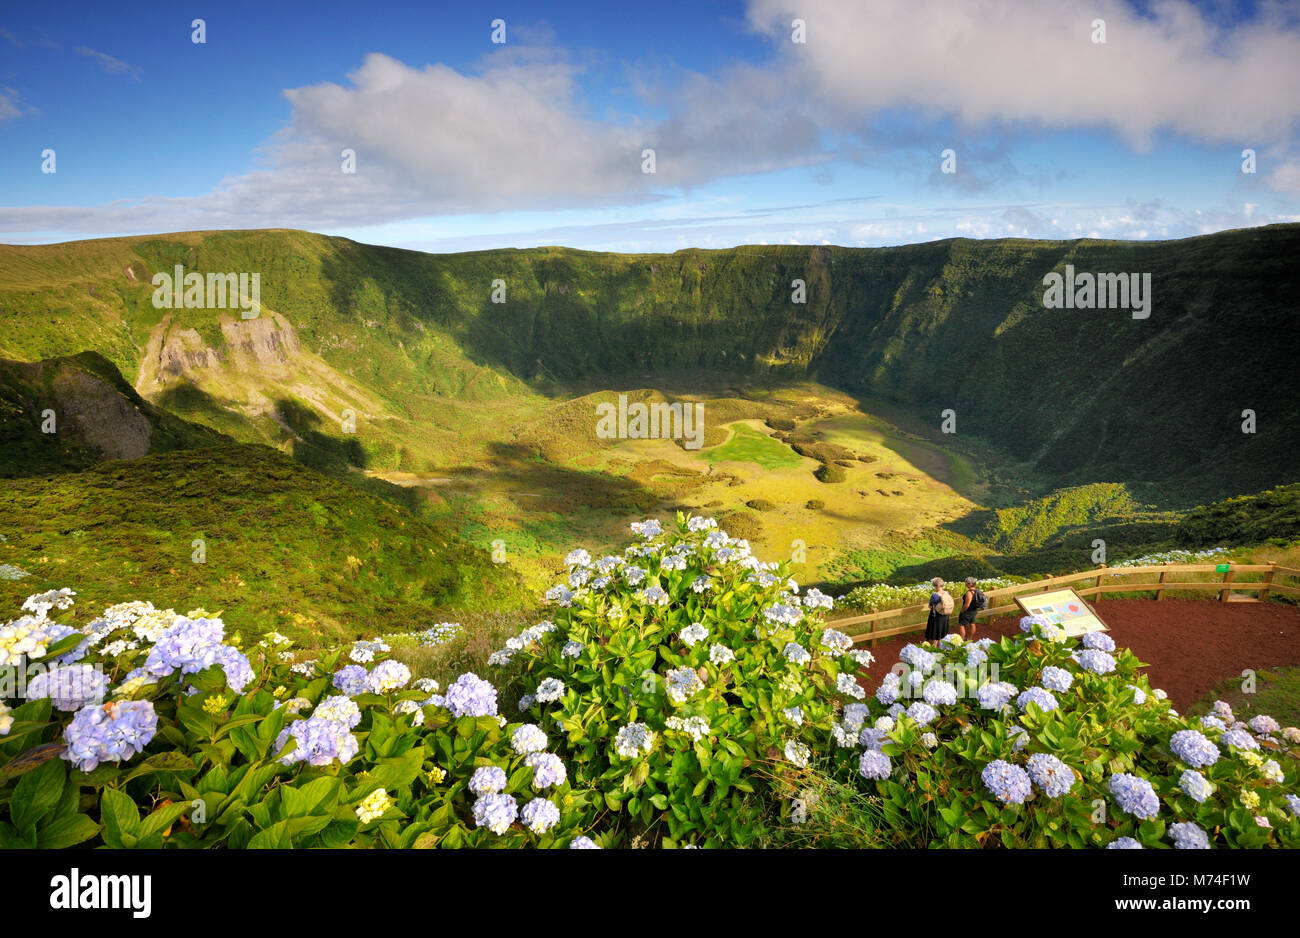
xmin=248 ymin=820 xmax=292 ymax=849
xmin=140 ymin=801 xmax=194 ymax=841
xmin=123 ymin=750 xmax=199 ymax=784
xmin=37 ymin=813 xmax=101 ymax=849
xmin=12 ymin=757 xmax=67 ymax=834
xmin=99 ymin=788 xmax=141 ymax=848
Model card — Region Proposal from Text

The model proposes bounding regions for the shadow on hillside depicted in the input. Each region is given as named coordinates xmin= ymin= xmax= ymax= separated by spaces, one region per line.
xmin=274 ymin=397 xmax=367 ymax=472
xmin=153 ymin=380 xmax=252 ymax=434
xmin=459 ymin=441 xmax=662 ymax=515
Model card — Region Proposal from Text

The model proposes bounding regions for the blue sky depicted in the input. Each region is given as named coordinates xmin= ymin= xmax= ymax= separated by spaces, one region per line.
xmin=1 ymin=0 xmax=1298 ymax=252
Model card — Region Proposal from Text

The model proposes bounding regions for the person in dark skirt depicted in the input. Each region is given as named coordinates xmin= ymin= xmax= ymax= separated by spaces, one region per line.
xmin=925 ymin=577 xmax=953 ymax=643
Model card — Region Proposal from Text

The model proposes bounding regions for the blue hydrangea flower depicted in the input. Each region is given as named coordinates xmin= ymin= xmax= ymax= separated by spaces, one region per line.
xmin=1249 ymin=715 xmax=1281 ymax=735
xmin=1170 ymin=729 xmax=1220 ymax=768
xmin=905 ymin=702 xmax=937 ymax=726
xmin=472 ymin=793 xmax=518 ymax=834
xmin=469 ymin=766 xmax=508 ymax=796
xmin=1026 ymin=752 xmax=1076 ymax=798
xmin=1007 ymin=725 xmax=1030 ymax=751
xmin=1179 ymin=769 xmax=1214 ymax=804
xmin=62 ymin=700 xmax=157 ymax=772
xmin=142 ymin=616 xmax=225 ymax=678
xmin=535 ymin=677 xmax=566 ymax=703
xmin=898 ymin=645 xmax=937 ymax=672
xmin=520 ymin=797 xmax=560 ymax=834
xmin=804 ymin=588 xmax=834 ymax=610
xmin=313 ymin=695 xmax=361 ymax=727
xmin=842 ymin=703 xmax=869 ymax=732
xmin=274 ymin=715 xmax=359 ymax=767
xmin=1108 ymin=772 xmax=1160 ymax=819
xmin=859 ymin=749 xmax=891 ymax=780
xmin=837 ymin=672 xmax=866 ymax=700
xmin=982 ymin=760 xmax=1032 ymax=805
xmin=214 ymin=645 xmax=254 ymax=693
xmin=332 ymin=665 xmax=368 ymax=696
xmin=1081 ymin=631 xmax=1116 ymax=652
xmin=708 ymin=643 xmax=734 ymax=665
xmin=1220 ymin=728 xmax=1259 ymax=751
xmin=511 ymin=724 xmax=548 ymax=754
xmin=1040 ymin=666 xmax=1073 ymax=692
xmin=1017 ymin=687 xmax=1059 ymax=713
xmin=525 ymin=752 xmax=566 ymax=790
xmin=1106 ymin=836 xmax=1142 ymax=849
xmin=569 ymin=835 xmax=601 ymax=849
xmin=1074 ymin=649 xmax=1117 ymax=674
xmin=1169 ymin=821 xmax=1210 ymax=849
xmin=444 ymin=672 xmax=499 ymax=717
xmin=366 ymin=659 xmax=411 ymax=693
xmin=922 ymin=679 xmax=958 ymax=707
xmin=1200 ymin=715 xmax=1227 ymax=732
xmin=1018 ymin=615 xmax=1051 ymax=633
xmin=26 ymin=664 xmax=108 ymax=711
xmin=977 ymin=682 xmax=1018 ymax=710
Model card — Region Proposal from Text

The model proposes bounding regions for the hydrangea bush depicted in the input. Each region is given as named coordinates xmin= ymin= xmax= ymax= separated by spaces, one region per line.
xmin=815 ymin=618 xmax=1300 ymax=848
xmin=0 ymin=591 xmax=597 ymax=848
xmin=3 ymin=526 xmax=1294 ymax=850
xmin=488 ymin=513 xmax=870 ymax=847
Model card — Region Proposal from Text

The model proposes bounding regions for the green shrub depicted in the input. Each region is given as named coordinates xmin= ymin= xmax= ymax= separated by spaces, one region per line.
xmin=0 ymin=592 xmax=595 ymax=848
xmin=815 ymin=463 xmax=846 ymax=484
xmin=806 ymin=499 xmax=825 ymax=510
xmin=489 ymin=514 xmax=863 ymax=846
xmin=746 ymin=498 xmax=776 ymax=511
xmin=809 ymin=621 xmax=1300 ymax=848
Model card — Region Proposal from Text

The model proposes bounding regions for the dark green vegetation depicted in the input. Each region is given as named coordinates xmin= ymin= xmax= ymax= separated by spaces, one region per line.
xmin=2 ymin=225 xmax=1298 ymax=498
xmin=1 ymin=225 xmax=1298 ymax=615
xmin=0 ymin=443 xmax=523 ymax=641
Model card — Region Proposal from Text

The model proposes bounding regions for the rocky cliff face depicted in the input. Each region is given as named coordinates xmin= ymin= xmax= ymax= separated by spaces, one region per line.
xmin=0 ymin=352 xmax=228 ymax=477
xmin=50 ymin=368 xmax=153 ymax=460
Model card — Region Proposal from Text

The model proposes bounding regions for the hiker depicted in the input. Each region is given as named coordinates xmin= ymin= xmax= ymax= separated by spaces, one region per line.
xmin=925 ymin=577 xmax=954 ymax=643
xmin=958 ymin=576 xmax=981 ymax=640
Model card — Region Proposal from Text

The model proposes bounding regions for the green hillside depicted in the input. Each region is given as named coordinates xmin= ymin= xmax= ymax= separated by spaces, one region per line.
xmin=2 ymin=225 xmax=1298 ymax=500
xmin=0 ymin=443 xmax=526 ymax=641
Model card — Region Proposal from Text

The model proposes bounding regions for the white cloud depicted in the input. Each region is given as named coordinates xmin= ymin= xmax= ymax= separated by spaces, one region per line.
xmin=74 ymin=46 xmax=142 ymax=78
xmin=746 ymin=0 xmax=1300 ymax=146
xmin=4 ymin=0 xmax=1299 ymax=245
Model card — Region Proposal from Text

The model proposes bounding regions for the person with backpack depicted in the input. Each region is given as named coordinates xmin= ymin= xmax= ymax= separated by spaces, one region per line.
xmin=958 ymin=576 xmax=985 ymax=640
xmin=925 ymin=577 xmax=954 ymax=643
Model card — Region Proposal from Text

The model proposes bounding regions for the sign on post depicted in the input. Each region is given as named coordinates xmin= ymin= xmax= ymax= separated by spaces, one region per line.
xmin=1014 ymin=587 xmax=1109 ymax=638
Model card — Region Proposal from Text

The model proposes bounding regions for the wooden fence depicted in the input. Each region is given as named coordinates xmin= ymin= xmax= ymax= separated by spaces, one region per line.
xmin=832 ymin=562 xmax=1300 ymax=648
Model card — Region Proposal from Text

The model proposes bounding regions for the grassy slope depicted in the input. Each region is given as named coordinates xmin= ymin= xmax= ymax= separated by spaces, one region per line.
xmin=2 ymin=226 xmax=1298 ymax=499
xmin=0 ymin=444 xmax=527 ymax=642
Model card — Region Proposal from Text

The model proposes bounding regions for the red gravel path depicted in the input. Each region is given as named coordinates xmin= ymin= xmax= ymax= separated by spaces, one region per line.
xmin=850 ymin=598 xmax=1300 ymax=711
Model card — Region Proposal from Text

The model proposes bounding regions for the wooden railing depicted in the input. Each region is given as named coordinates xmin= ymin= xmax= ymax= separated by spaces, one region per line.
xmin=831 ymin=562 xmax=1300 ymax=647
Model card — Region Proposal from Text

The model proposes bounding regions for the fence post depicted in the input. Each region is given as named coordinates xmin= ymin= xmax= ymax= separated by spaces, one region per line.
xmin=869 ymin=611 xmax=878 ymax=648
xmin=1094 ymin=564 xmax=1106 ymax=606
xmin=1218 ymin=564 xmax=1235 ymax=603
xmin=1155 ymin=563 xmax=1168 ymax=602
xmin=1259 ymin=563 xmax=1276 ymax=603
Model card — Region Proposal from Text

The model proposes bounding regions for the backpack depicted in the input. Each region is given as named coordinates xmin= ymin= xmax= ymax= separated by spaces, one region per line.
xmin=972 ymin=588 xmax=988 ymax=611
xmin=937 ymin=590 xmax=955 ymax=615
